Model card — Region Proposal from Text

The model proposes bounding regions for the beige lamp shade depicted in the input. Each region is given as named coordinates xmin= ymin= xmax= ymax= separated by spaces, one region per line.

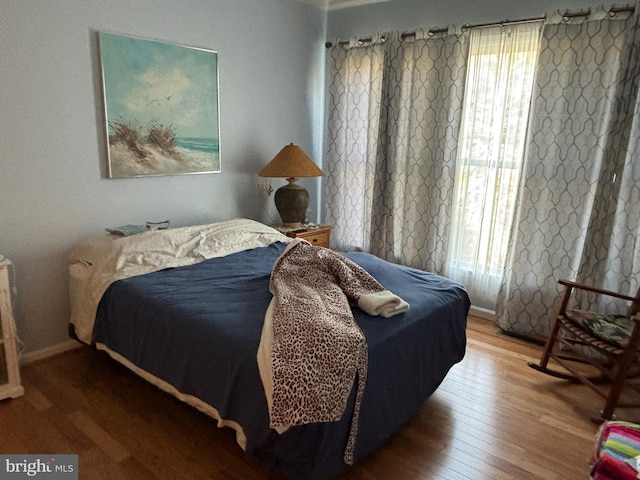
xmin=258 ymin=143 xmax=323 ymax=228
xmin=258 ymin=143 xmax=323 ymax=179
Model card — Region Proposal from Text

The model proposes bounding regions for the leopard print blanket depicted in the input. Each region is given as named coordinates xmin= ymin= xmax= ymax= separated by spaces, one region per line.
xmin=257 ymin=239 xmax=389 ymax=465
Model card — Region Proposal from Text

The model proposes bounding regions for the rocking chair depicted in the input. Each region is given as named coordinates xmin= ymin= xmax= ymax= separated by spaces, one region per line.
xmin=528 ymin=279 xmax=640 ymax=421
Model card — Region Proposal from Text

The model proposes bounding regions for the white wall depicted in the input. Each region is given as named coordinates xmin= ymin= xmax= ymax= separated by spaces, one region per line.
xmin=0 ymin=0 xmax=326 ymax=357
xmin=327 ymin=0 xmax=600 ymax=39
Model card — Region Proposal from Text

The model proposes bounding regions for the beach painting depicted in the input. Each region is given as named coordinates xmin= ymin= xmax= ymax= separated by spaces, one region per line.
xmin=99 ymin=32 xmax=220 ymax=178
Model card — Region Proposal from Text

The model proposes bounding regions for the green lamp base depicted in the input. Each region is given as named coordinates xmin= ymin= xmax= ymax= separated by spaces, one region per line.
xmin=274 ymin=179 xmax=309 ymax=228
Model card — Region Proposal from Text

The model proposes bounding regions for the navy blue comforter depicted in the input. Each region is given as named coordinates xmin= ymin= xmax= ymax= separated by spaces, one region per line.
xmin=94 ymin=242 xmax=469 ymax=479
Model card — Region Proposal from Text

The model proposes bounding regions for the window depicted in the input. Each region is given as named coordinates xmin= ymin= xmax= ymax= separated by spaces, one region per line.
xmin=446 ymin=22 xmax=542 ymax=310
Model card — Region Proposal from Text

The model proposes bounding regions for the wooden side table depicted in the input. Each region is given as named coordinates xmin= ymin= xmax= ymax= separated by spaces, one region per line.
xmin=0 ymin=258 xmax=24 ymax=400
xmin=284 ymin=225 xmax=332 ymax=248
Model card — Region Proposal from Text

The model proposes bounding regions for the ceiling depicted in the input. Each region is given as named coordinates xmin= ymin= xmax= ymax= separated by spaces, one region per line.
xmin=328 ymin=0 xmax=391 ymax=9
xmin=298 ymin=0 xmax=392 ymax=11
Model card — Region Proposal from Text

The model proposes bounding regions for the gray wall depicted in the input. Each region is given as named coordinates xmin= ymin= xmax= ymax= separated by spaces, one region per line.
xmin=0 ymin=0 xmax=326 ymax=357
xmin=328 ymin=0 xmax=598 ymax=39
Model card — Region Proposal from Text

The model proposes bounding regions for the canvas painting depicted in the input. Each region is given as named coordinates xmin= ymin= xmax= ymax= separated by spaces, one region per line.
xmin=99 ymin=32 xmax=220 ymax=178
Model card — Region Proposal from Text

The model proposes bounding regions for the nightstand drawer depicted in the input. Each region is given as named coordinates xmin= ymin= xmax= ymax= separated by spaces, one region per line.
xmin=285 ymin=225 xmax=332 ymax=248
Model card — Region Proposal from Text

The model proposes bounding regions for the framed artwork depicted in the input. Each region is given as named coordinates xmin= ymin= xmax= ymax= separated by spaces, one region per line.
xmin=99 ymin=32 xmax=220 ymax=178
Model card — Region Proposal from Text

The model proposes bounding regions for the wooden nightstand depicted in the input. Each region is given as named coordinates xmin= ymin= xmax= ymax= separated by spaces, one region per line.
xmin=284 ymin=225 xmax=332 ymax=248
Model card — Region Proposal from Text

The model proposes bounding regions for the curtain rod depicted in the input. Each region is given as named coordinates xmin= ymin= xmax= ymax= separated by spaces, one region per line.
xmin=406 ymin=16 xmax=544 ymax=40
xmin=325 ymin=5 xmax=635 ymax=48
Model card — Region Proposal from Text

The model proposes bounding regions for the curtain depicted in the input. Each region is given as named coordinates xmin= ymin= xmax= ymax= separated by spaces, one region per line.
xmin=324 ymin=35 xmax=387 ymax=253
xmin=446 ymin=23 xmax=542 ymax=310
xmin=325 ymin=29 xmax=469 ymax=275
xmin=368 ymin=28 xmax=469 ymax=274
xmin=497 ymin=7 xmax=640 ymax=338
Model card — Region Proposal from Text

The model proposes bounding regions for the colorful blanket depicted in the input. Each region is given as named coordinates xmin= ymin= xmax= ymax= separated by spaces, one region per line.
xmin=591 ymin=421 xmax=640 ymax=479
xmin=257 ymin=239 xmax=409 ymax=464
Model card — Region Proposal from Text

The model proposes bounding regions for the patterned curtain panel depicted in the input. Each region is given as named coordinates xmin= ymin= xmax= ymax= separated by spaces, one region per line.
xmin=325 ymin=29 xmax=469 ymax=273
xmin=497 ymin=7 xmax=640 ymax=338
xmin=368 ymin=28 xmax=469 ymax=274
xmin=324 ymin=36 xmax=387 ymax=253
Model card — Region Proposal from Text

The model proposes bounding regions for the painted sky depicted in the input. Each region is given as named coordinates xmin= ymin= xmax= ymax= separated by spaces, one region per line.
xmin=100 ymin=32 xmax=219 ymax=139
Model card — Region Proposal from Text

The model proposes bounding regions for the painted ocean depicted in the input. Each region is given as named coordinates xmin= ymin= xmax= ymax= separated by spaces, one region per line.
xmin=176 ymin=137 xmax=219 ymax=154
xmin=173 ymin=137 xmax=220 ymax=173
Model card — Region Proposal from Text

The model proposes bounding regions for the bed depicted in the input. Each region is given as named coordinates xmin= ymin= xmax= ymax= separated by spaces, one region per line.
xmin=68 ymin=218 xmax=469 ymax=479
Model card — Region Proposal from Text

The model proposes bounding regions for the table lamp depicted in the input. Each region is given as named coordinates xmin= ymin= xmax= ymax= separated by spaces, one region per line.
xmin=258 ymin=143 xmax=323 ymax=228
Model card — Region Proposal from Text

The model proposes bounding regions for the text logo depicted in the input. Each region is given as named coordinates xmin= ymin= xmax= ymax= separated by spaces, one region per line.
xmin=0 ymin=455 xmax=77 ymax=479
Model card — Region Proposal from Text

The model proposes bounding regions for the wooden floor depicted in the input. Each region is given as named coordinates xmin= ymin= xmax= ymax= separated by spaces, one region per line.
xmin=1 ymin=316 xmax=630 ymax=479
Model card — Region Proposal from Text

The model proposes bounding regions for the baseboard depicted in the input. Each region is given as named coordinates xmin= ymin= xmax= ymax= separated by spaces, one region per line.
xmin=469 ymin=305 xmax=496 ymax=321
xmin=19 ymin=339 xmax=83 ymax=365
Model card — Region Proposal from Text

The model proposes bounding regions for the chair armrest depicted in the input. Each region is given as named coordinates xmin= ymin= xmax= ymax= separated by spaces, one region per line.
xmin=558 ymin=279 xmax=636 ymax=302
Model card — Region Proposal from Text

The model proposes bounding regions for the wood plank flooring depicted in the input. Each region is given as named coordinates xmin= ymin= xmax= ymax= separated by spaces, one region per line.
xmin=0 ymin=316 xmax=631 ymax=479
